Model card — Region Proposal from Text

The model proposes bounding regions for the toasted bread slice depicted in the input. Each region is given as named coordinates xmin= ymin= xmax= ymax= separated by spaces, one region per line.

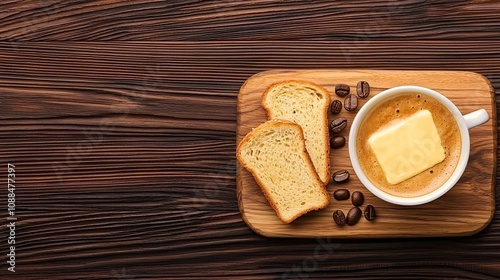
xmin=237 ymin=120 xmax=330 ymax=224
xmin=262 ymin=80 xmax=331 ymax=184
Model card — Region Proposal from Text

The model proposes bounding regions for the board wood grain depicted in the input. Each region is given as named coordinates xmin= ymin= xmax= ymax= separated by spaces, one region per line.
xmin=237 ymin=69 xmax=496 ymax=238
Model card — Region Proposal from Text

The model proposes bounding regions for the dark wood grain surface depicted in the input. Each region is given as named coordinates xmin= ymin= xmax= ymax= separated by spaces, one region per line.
xmin=1 ymin=0 xmax=500 ymax=41
xmin=0 ymin=1 xmax=500 ymax=279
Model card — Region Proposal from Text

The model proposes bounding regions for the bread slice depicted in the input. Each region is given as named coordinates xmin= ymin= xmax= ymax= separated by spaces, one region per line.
xmin=237 ymin=120 xmax=330 ymax=224
xmin=262 ymin=80 xmax=331 ymax=184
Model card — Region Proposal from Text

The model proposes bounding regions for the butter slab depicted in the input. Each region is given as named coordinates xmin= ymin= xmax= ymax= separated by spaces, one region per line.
xmin=368 ymin=110 xmax=445 ymax=184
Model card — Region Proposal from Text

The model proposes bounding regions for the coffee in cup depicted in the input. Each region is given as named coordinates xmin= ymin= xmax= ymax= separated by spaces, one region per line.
xmin=356 ymin=92 xmax=461 ymax=198
xmin=349 ymin=86 xmax=489 ymax=206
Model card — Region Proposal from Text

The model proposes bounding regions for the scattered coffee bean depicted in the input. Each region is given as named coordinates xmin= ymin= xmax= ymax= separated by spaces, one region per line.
xmin=356 ymin=81 xmax=370 ymax=98
xmin=330 ymin=100 xmax=342 ymax=114
xmin=332 ymin=170 xmax=350 ymax=183
xmin=335 ymin=84 xmax=350 ymax=97
xmin=351 ymin=191 xmax=364 ymax=206
xmin=344 ymin=94 xmax=358 ymax=111
xmin=329 ymin=135 xmax=346 ymax=149
xmin=364 ymin=205 xmax=376 ymax=221
xmin=346 ymin=207 xmax=362 ymax=226
xmin=329 ymin=117 xmax=347 ymax=134
xmin=333 ymin=210 xmax=346 ymax=226
xmin=333 ymin=189 xmax=350 ymax=200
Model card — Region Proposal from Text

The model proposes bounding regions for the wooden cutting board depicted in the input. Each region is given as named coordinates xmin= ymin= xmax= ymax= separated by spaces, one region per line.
xmin=236 ymin=69 xmax=496 ymax=238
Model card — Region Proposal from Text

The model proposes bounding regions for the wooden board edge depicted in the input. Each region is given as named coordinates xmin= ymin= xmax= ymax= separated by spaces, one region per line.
xmin=482 ymin=71 xmax=497 ymax=235
xmin=467 ymin=71 xmax=498 ymax=237
xmin=238 ymin=68 xmax=496 ymax=80
xmin=236 ymin=71 xmax=298 ymax=237
xmin=251 ymin=220 xmax=497 ymax=238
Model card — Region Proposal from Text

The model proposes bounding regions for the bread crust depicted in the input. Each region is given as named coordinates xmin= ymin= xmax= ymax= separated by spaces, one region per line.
xmin=236 ymin=120 xmax=330 ymax=224
xmin=261 ymin=80 xmax=331 ymax=184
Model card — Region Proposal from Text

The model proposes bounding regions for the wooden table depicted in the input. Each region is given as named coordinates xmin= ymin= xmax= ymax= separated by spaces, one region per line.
xmin=0 ymin=1 xmax=499 ymax=279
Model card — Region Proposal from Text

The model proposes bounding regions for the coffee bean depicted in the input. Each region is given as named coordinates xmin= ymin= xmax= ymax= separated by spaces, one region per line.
xmin=329 ymin=117 xmax=347 ymax=134
xmin=329 ymin=135 xmax=346 ymax=149
xmin=346 ymin=207 xmax=362 ymax=226
xmin=332 ymin=210 xmax=346 ymax=226
xmin=351 ymin=191 xmax=364 ymax=206
xmin=330 ymin=100 xmax=342 ymax=114
xmin=364 ymin=205 xmax=376 ymax=221
xmin=333 ymin=189 xmax=350 ymax=200
xmin=332 ymin=170 xmax=350 ymax=183
xmin=356 ymin=81 xmax=370 ymax=98
xmin=335 ymin=84 xmax=350 ymax=97
xmin=344 ymin=94 xmax=358 ymax=111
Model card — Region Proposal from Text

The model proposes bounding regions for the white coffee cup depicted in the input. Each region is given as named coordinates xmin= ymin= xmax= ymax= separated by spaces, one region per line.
xmin=348 ymin=85 xmax=490 ymax=206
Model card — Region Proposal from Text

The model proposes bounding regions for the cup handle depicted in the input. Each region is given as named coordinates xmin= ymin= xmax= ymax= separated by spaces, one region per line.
xmin=463 ymin=109 xmax=490 ymax=129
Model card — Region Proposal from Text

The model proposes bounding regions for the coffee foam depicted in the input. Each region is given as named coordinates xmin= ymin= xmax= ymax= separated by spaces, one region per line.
xmin=356 ymin=93 xmax=461 ymax=198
